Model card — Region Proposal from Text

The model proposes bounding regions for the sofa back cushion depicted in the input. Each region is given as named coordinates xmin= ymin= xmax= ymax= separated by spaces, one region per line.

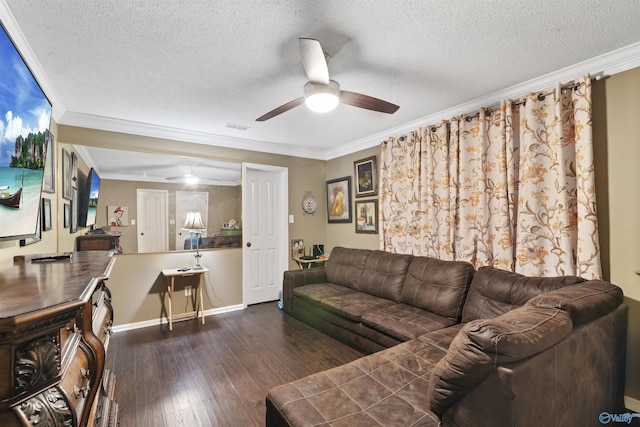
xmin=325 ymin=247 xmax=371 ymax=289
xmin=359 ymin=251 xmax=413 ymax=301
xmin=428 ymin=305 xmax=573 ymax=416
xmin=461 ymin=266 xmax=584 ymax=322
xmin=400 ymin=257 xmax=475 ymax=321
xmin=526 ymin=280 xmax=623 ymax=326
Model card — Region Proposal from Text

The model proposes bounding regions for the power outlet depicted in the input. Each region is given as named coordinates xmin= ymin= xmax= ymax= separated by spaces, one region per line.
xmin=184 ymin=286 xmax=192 ymax=297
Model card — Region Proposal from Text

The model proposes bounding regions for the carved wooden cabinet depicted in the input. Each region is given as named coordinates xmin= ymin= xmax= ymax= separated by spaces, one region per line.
xmin=0 ymin=251 xmax=118 ymax=427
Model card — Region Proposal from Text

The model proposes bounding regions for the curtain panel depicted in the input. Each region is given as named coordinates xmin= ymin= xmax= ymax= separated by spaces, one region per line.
xmin=380 ymin=76 xmax=601 ymax=279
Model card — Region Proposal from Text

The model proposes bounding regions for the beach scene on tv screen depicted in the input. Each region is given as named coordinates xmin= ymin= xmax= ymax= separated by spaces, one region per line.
xmin=0 ymin=24 xmax=52 ymax=239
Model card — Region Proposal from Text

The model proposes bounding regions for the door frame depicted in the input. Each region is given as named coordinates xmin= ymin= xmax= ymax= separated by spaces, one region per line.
xmin=241 ymin=162 xmax=289 ymax=307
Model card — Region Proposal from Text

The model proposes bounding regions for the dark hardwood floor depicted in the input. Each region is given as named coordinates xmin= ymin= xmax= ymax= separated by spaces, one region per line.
xmin=106 ymin=302 xmax=364 ymax=426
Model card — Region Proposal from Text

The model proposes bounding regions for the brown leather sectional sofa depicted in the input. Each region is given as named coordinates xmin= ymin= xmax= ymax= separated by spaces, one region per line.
xmin=267 ymin=247 xmax=627 ymax=427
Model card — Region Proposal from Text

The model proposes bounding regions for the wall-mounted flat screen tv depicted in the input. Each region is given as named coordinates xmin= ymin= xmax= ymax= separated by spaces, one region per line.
xmin=0 ymin=22 xmax=52 ymax=242
xmin=79 ymin=168 xmax=101 ymax=227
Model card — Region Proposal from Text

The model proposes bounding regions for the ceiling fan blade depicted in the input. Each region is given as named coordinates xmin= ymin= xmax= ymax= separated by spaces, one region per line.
xmin=299 ymin=38 xmax=329 ymax=85
xmin=256 ymin=97 xmax=304 ymax=121
xmin=340 ymin=90 xmax=400 ymax=114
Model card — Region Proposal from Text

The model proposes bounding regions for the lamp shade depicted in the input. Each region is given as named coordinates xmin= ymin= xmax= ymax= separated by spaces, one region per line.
xmin=182 ymin=211 xmax=206 ymax=231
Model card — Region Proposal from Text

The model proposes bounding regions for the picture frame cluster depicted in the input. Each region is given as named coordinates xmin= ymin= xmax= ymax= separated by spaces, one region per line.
xmin=325 ymin=155 xmax=379 ymax=234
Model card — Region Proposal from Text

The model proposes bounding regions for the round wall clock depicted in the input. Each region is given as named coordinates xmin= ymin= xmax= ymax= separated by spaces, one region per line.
xmin=302 ymin=191 xmax=317 ymax=214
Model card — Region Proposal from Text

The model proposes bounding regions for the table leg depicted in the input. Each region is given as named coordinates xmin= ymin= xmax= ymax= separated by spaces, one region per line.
xmin=199 ymin=274 xmax=205 ymax=325
xmin=168 ymin=277 xmax=174 ymax=331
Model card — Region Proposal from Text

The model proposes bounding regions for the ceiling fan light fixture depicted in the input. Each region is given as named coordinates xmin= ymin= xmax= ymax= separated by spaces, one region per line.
xmin=184 ymin=174 xmax=199 ymax=185
xmin=304 ymin=80 xmax=340 ymax=113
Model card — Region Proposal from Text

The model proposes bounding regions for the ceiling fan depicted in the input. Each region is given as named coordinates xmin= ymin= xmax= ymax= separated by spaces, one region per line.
xmin=256 ymin=38 xmax=400 ymax=121
xmin=165 ymin=165 xmax=226 ymax=184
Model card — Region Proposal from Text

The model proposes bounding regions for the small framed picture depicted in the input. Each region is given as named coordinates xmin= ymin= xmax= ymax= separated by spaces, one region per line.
xmin=355 ymin=200 xmax=378 ymax=234
xmin=70 ymin=187 xmax=78 ymax=233
xmin=354 ymin=156 xmax=378 ymax=198
xmin=42 ymin=198 xmax=52 ymax=231
xmin=71 ymin=151 xmax=78 ymax=188
xmin=64 ymin=203 xmax=70 ymax=228
xmin=326 ymin=176 xmax=352 ymax=223
xmin=42 ymin=132 xmax=55 ymax=194
xmin=62 ymin=149 xmax=72 ymax=200
xmin=291 ymin=239 xmax=304 ymax=259
xmin=108 ymin=205 xmax=128 ymax=227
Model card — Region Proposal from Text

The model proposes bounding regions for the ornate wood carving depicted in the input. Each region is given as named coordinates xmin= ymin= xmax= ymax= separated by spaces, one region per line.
xmin=14 ymin=334 xmax=61 ymax=396
xmin=19 ymin=387 xmax=73 ymax=427
xmin=0 ymin=312 xmax=76 ymax=342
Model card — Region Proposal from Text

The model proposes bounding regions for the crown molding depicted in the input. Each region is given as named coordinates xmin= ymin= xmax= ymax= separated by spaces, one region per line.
xmin=325 ymin=40 xmax=640 ymax=160
xmin=59 ymin=110 xmax=327 ymax=160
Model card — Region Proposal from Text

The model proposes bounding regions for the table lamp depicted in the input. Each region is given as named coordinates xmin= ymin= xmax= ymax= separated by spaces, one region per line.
xmin=182 ymin=211 xmax=206 ymax=269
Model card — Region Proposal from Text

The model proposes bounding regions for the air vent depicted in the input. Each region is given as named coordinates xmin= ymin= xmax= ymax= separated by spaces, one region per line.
xmin=226 ymin=123 xmax=250 ymax=131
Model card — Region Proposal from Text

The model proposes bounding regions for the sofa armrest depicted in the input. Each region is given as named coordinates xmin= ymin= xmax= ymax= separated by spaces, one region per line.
xmin=282 ymin=268 xmax=328 ymax=314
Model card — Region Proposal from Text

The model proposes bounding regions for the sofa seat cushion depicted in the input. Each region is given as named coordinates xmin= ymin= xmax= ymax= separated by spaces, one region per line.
xmin=320 ymin=292 xmax=396 ymax=322
xmin=293 ymin=283 xmax=358 ymax=306
xmin=461 ymin=266 xmax=585 ymax=322
xmin=266 ymin=339 xmax=445 ymax=427
xmin=400 ymin=256 xmax=475 ymax=321
xmin=362 ymin=304 xmax=457 ymax=341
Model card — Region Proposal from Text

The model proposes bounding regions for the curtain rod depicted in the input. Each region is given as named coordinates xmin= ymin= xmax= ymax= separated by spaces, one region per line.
xmin=427 ymin=80 xmax=584 ymax=130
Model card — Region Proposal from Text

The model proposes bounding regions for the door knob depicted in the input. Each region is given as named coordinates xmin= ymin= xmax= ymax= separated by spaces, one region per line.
xmin=246 ymin=242 xmax=252 ymax=247
xmin=141 ymin=232 xmax=144 ymax=235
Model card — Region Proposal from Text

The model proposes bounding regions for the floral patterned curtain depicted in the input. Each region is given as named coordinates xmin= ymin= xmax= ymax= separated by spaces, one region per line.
xmin=380 ymin=76 xmax=601 ymax=279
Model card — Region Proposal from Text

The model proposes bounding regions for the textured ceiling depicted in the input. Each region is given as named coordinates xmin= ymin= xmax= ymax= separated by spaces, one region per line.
xmin=2 ymin=1 xmax=640 ymax=180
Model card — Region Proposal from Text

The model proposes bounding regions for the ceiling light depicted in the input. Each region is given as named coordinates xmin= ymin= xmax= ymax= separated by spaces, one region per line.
xmin=304 ymin=80 xmax=340 ymax=113
xmin=184 ymin=174 xmax=199 ymax=185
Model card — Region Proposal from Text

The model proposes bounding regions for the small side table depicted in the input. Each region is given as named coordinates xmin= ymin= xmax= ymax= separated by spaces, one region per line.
xmin=293 ymin=257 xmax=328 ymax=269
xmin=161 ymin=267 xmax=209 ymax=331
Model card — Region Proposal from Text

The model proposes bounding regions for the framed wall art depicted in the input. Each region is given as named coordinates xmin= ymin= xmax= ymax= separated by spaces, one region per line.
xmin=64 ymin=203 xmax=70 ymax=228
xmin=108 ymin=205 xmax=128 ymax=227
xmin=70 ymin=187 xmax=78 ymax=233
xmin=354 ymin=156 xmax=378 ymax=198
xmin=355 ymin=199 xmax=378 ymax=234
xmin=62 ymin=148 xmax=72 ymax=200
xmin=71 ymin=151 xmax=78 ymax=188
xmin=326 ymin=176 xmax=352 ymax=223
xmin=42 ymin=198 xmax=52 ymax=231
xmin=42 ymin=132 xmax=55 ymax=193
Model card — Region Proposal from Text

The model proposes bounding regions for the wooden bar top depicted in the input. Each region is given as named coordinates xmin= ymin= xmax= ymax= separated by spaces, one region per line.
xmin=0 ymin=251 xmax=115 ymax=326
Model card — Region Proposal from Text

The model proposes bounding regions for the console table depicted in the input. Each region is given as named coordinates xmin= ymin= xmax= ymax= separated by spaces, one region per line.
xmin=77 ymin=231 xmax=122 ymax=253
xmin=293 ymin=256 xmax=328 ymax=269
xmin=0 ymin=251 xmax=118 ymax=427
xmin=161 ymin=267 xmax=208 ymax=331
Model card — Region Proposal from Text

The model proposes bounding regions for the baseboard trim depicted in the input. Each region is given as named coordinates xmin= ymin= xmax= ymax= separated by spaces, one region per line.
xmin=625 ymin=396 xmax=640 ymax=412
xmin=112 ymin=304 xmax=245 ymax=333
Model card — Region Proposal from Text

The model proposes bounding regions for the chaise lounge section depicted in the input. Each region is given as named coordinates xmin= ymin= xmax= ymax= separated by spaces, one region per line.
xmin=267 ymin=247 xmax=627 ymax=426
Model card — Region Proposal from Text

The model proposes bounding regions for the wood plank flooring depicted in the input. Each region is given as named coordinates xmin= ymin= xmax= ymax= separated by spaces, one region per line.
xmin=106 ymin=302 xmax=364 ymax=427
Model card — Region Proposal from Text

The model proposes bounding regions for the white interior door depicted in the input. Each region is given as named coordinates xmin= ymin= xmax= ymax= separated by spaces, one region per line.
xmin=242 ymin=163 xmax=288 ymax=305
xmin=137 ymin=189 xmax=168 ymax=252
xmin=175 ymin=191 xmax=209 ymax=250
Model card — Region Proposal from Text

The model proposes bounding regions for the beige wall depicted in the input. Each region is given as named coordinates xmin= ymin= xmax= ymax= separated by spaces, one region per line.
xmin=593 ymin=67 xmax=640 ymax=401
xmin=108 ymin=249 xmax=242 ymax=326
